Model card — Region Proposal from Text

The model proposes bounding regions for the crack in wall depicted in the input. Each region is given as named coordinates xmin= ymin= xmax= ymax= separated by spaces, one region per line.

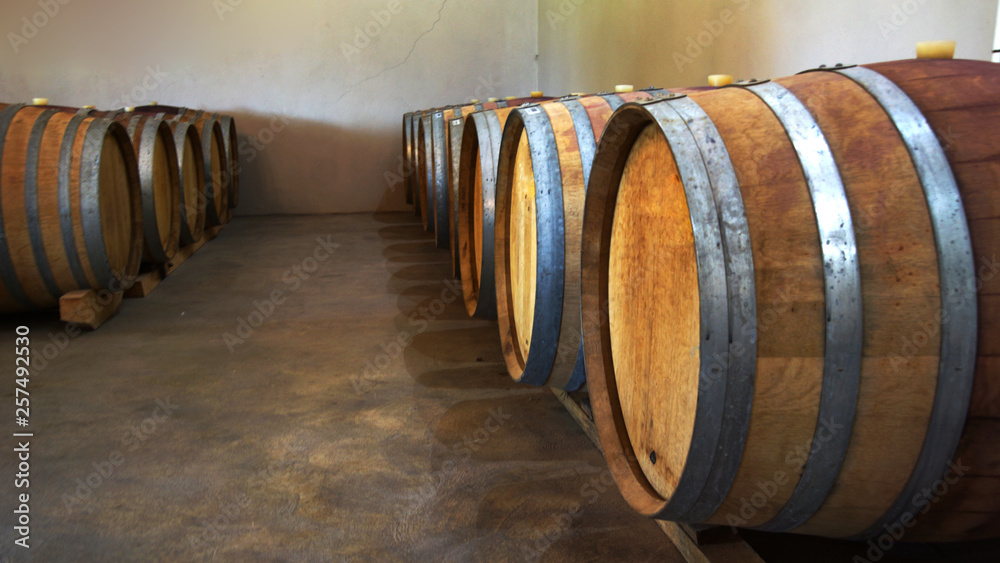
xmin=333 ymin=0 xmax=450 ymax=105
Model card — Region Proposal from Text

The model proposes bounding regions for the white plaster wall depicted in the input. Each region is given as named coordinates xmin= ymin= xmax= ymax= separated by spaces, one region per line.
xmin=3 ymin=1 xmax=995 ymax=214
xmin=539 ymin=0 xmax=997 ymax=94
xmin=0 ymin=0 xmax=539 ymax=214
xmin=994 ymin=0 xmax=1000 ymax=62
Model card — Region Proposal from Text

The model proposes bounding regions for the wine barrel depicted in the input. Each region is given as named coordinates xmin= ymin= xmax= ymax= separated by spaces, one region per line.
xmin=218 ymin=114 xmax=239 ymax=210
xmin=445 ymin=98 xmax=554 ymax=279
xmin=165 ymin=119 xmax=206 ymax=246
xmin=409 ymin=110 xmax=427 ymax=218
xmin=580 ymin=59 xmax=1000 ymax=542
xmin=493 ymin=90 xmax=665 ymax=391
xmin=403 ymin=112 xmax=414 ymax=205
xmin=416 ymin=108 xmax=446 ymax=231
xmin=455 ymin=97 xmax=560 ymax=318
xmin=422 ymin=102 xmax=506 ymax=249
xmin=413 ymin=102 xmax=504 ymax=242
xmin=457 ymin=105 xmax=513 ymax=319
xmin=176 ymin=111 xmax=229 ymax=227
xmin=135 ymin=106 xmax=230 ymax=227
xmin=0 ymin=104 xmax=141 ymax=312
xmin=102 ymin=111 xmax=181 ymax=264
xmin=444 ymin=102 xmax=484 ymax=276
xmin=416 ymin=112 xmax=435 ymax=233
xmin=404 ymin=109 xmax=434 ymax=210
xmin=429 ymin=108 xmax=451 ymax=249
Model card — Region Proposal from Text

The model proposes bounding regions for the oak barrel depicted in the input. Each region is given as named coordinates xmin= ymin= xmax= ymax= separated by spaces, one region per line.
xmin=403 ymin=111 xmax=415 ymax=205
xmin=494 ymin=90 xmax=664 ymax=391
xmin=457 ymin=105 xmax=513 ymax=319
xmin=427 ymin=102 xmax=505 ymax=250
xmin=416 ymin=112 xmax=435 ymax=233
xmin=457 ymin=101 xmax=555 ymax=318
xmin=136 ymin=106 xmax=230 ymax=228
xmin=446 ymin=98 xmax=553 ymax=279
xmin=409 ymin=110 xmax=425 ymax=217
xmin=0 ymin=104 xmax=141 ymax=312
xmin=415 ymin=102 xmax=505 ymax=241
xmin=218 ymin=114 xmax=239 ymax=210
xmin=444 ymin=102 xmax=484 ymax=277
xmin=104 ymin=111 xmax=181 ymax=263
xmin=176 ymin=111 xmax=229 ymax=227
xmin=165 ymin=119 xmax=206 ymax=246
xmin=408 ymin=107 xmax=448 ymax=218
xmin=580 ymin=59 xmax=1000 ymax=542
xmin=429 ymin=108 xmax=451 ymax=249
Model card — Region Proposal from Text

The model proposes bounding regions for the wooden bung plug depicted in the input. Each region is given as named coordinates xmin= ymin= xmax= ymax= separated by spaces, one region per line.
xmin=916 ymin=40 xmax=956 ymax=59
xmin=708 ymin=74 xmax=734 ymax=87
xmin=32 ymin=98 xmax=49 ymax=106
xmin=615 ymin=84 xmax=634 ymax=93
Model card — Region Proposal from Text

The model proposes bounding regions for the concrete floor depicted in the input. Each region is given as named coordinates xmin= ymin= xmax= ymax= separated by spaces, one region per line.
xmin=0 ymin=213 xmax=680 ymax=562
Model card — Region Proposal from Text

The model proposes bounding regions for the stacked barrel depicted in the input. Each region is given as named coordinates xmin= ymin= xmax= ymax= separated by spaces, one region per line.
xmin=403 ymin=52 xmax=1000 ymax=543
xmin=402 ymin=94 xmax=549 ymax=259
xmin=0 ymin=100 xmax=240 ymax=315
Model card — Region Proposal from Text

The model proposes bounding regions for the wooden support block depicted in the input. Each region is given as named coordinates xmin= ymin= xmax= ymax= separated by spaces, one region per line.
xmin=163 ymin=224 xmax=225 ymax=277
xmin=551 ymin=387 xmax=764 ymax=563
xmin=124 ymin=268 xmax=165 ymax=298
xmin=126 ymin=224 xmax=225 ymax=298
xmin=551 ymin=388 xmax=601 ymax=448
xmin=684 ymin=524 xmax=745 ymax=545
xmin=659 ymin=521 xmax=712 ymax=563
xmin=59 ymin=289 xmax=123 ymax=330
xmin=695 ymin=534 xmax=766 ymax=563
xmin=677 ymin=523 xmax=764 ymax=562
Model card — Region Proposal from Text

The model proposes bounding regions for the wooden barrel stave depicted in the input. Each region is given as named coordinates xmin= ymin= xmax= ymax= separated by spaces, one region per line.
xmin=858 ymin=59 xmax=1000 ymax=542
xmin=0 ymin=104 xmax=141 ymax=312
xmin=580 ymin=59 xmax=1000 ymax=542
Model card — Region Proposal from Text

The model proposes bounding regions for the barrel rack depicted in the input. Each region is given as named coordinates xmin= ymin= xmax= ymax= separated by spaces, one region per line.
xmin=57 ymin=223 xmax=225 ymax=330
xmin=551 ymin=389 xmax=1000 ymax=562
xmin=124 ymin=223 xmax=225 ymax=299
xmin=551 ymin=388 xmax=765 ymax=563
